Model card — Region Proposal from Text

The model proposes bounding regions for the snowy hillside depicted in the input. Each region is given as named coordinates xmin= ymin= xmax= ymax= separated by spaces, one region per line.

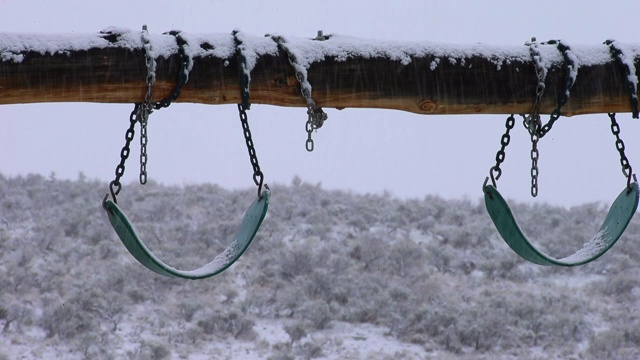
xmin=0 ymin=174 xmax=639 ymax=359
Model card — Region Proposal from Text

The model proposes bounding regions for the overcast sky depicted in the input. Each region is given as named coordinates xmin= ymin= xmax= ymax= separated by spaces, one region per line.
xmin=1 ymin=0 xmax=639 ymax=207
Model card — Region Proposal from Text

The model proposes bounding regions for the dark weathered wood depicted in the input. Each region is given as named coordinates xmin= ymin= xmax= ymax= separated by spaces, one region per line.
xmin=0 ymin=31 xmax=637 ymax=116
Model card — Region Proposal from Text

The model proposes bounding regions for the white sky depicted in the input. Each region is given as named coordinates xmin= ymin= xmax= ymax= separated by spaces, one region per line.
xmin=1 ymin=0 xmax=639 ymax=207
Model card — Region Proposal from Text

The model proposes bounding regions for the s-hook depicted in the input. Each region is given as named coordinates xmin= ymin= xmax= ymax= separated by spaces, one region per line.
xmin=482 ymin=39 xmax=639 ymax=267
xmin=102 ymin=28 xmax=270 ymax=279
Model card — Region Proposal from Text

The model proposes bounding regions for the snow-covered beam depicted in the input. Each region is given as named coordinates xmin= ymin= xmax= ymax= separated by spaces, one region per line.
xmin=0 ymin=28 xmax=638 ymax=116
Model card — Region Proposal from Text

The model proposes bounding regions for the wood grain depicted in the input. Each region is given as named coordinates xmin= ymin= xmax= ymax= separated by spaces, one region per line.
xmin=0 ymin=34 xmax=636 ymax=116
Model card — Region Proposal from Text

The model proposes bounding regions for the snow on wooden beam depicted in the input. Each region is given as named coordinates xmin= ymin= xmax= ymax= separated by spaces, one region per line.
xmin=0 ymin=28 xmax=638 ymax=116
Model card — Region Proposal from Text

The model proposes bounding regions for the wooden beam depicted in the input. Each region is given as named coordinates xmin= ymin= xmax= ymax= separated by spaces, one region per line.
xmin=0 ymin=30 xmax=638 ymax=116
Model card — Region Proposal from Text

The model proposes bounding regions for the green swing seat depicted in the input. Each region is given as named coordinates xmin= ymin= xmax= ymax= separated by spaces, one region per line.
xmin=104 ymin=189 xmax=270 ymax=279
xmin=484 ymin=183 xmax=638 ymax=267
xmin=101 ymin=29 xmax=274 ymax=279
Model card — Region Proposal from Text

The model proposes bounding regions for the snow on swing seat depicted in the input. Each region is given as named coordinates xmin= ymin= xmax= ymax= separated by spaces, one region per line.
xmin=484 ymin=183 xmax=638 ymax=267
xmin=103 ymin=189 xmax=269 ymax=279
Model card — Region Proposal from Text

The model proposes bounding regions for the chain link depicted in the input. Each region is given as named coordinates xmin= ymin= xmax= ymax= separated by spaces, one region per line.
xmin=484 ymin=115 xmax=516 ymax=193
xmin=536 ymin=40 xmax=577 ymax=138
xmin=529 ymin=127 xmax=540 ymax=197
xmin=105 ymin=27 xmax=191 ymax=205
xmin=520 ymin=39 xmax=578 ymax=197
xmin=138 ymin=104 xmax=151 ymax=184
xmin=140 ymin=29 xmax=192 ymax=184
xmin=239 ymin=104 xmax=264 ymax=191
xmin=104 ymin=104 xmax=140 ymax=207
xmin=537 ymin=109 xmax=560 ymax=138
xmin=605 ymin=39 xmax=639 ymax=119
xmin=139 ymin=118 xmax=148 ymax=184
xmin=234 ymin=31 xmax=265 ymax=197
xmin=153 ymin=31 xmax=191 ymax=110
xmin=523 ymin=38 xmax=545 ymax=134
xmin=305 ymin=119 xmax=315 ymax=152
xmin=141 ymin=25 xmax=156 ymax=103
xmin=233 ymin=30 xmax=251 ymax=109
xmin=548 ymin=40 xmax=577 ymax=110
xmin=609 ymin=113 xmax=635 ymax=190
xmin=522 ymin=39 xmax=546 ymax=197
xmin=269 ymin=34 xmax=328 ymax=152
xmin=139 ymin=25 xmax=155 ymax=185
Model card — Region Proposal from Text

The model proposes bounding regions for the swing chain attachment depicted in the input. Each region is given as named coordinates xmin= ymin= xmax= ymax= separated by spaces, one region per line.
xmin=141 ymin=25 xmax=156 ymax=102
xmin=536 ymin=39 xmax=578 ymax=138
xmin=105 ymin=27 xmax=192 ymax=206
xmin=268 ymin=34 xmax=328 ymax=152
xmin=234 ymin=30 xmax=266 ymax=197
xmin=139 ymin=25 xmax=156 ymax=185
xmin=523 ymin=38 xmax=545 ymax=136
xmin=523 ymin=39 xmax=578 ymax=139
xmin=104 ymin=104 xmax=141 ymax=208
xmin=605 ymin=40 xmax=639 ymax=119
xmin=153 ymin=31 xmax=191 ymax=110
xmin=609 ymin=113 xmax=636 ymax=191
xmin=484 ymin=115 xmax=516 ymax=196
xmin=136 ymin=28 xmax=192 ymax=185
xmin=523 ymin=38 xmax=545 ymax=197
xmin=521 ymin=39 xmax=577 ymax=197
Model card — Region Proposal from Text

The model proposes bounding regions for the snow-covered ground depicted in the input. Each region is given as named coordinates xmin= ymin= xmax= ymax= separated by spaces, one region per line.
xmin=1 ymin=176 xmax=639 ymax=360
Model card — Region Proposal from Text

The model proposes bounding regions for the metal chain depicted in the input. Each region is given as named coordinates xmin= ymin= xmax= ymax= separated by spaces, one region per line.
xmin=139 ymin=29 xmax=192 ymax=184
xmin=104 ymin=104 xmax=141 ymax=206
xmin=609 ymin=113 xmax=635 ymax=190
xmin=520 ymin=39 xmax=578 ymax=197
xmin=105 ymin=28 xmax=192 ymax=205
xmin=153 ymin=30 xmax=192 ymax=110
xmin=537 ymin=39 xmax=578 ymax=138
xmin=605 ymin=39 xmax=639 ymax=119
xmin=138 ymin=103 xmax=152 ymax=185
xmin=523 ymin=38 xmax=545 ymax=135
xmin=268 ymin=34 xmax=328 ymax=152
xmin=484 ymin=115 xmax=516 ymax=192
xmin=522 ymin=38 xmax=546 ymax=197
xmin=142 ymin=25 xmax=157 ymax=99
xmin=139 ymin=116 xmax=148 ymax=184
xmin=529 ymin=124 xmax=540 ymax=197
xmin=238 ymin=104 xmax=264 ymax=193
xmin=233 ymin=30 xmax=251 ymax=109
xmin=305 ymin=118 xmax=315 ymax=152
xmin=234 ymin=30 xmax=265 ymax=197
xmin=139 ymin=25 xmax=155 ymax=185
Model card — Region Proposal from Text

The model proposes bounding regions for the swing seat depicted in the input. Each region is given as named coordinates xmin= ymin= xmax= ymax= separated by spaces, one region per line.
xmin=103 ymin=189 xmax=270 ymax=279
xmin=484 ymin=183 xmax=638 ymax=267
